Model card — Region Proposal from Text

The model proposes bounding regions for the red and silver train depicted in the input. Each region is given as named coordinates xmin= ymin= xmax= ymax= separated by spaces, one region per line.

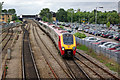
xmin=38 ymin=21 xmax=76 ymax=57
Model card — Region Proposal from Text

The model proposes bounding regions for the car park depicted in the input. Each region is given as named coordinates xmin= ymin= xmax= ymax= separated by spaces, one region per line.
xmin=56 ymin=22 xmax=120 ymax=42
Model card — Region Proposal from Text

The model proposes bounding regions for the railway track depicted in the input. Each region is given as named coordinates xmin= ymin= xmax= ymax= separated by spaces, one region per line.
xmin=32 ymin=23 xmax=73 ymax=79
xmin=32 ymin=25 xmax=58 ymax=79
xmin=0 ymin=29 xmax=9 ymax=44
xmin=2 ymin=28 xmax=13 ymax=51
xmin=22 ymin=26 xmax=40 ymax=80
xmin=64 ymin=59 xmax=91 ymax=80
xmin=75 ymin=50 xmax=120 ymax=80
xmin=0 ymin=28 xmax=8 ymax=36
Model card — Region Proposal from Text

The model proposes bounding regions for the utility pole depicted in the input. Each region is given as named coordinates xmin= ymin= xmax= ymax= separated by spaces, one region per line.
xmin=70 ymin=10 xmax=73 ymax=26
xmin=95 ymin=7 xmax=97 ymax=25
xmin=70 ymin=10 xmax=76 ymax=27
xmin=95 ymin=7 xmax=103 ymax=27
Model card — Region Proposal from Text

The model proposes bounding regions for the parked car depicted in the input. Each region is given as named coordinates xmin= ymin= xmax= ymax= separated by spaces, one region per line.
xmin=98 ymin=42 xmax=116 ymax=49
xmin=114 ymin=34 xmax=120 ymax=41
xmin=92 ymin=30 xmax=96 ymax=35
xmin=65 ymin=23 xmax=70 ymax=27
xmin=102 ymin=32 xmax=110 ymax=38
xmin=88 ymin=29 xmax=93 ymax=34
xmin=111 ymin=47 xmax=120 ymax=53
xmin=105 ymin=43 xmax=118 ymax=49
xmin=84 ymin=37 xmax=100 ymax=42
xmin=78 ymin=27 xmax=83 ymax=31
xmin=108 ymin=45 xmax=120 ymax=50
xmin=57 ymin=22 xmax=61 ymax=25
xmin=108 ymin=33 xmax=114 ymax=39
xmin=93 ymin=40 xmax=106 ymax=45
xmin=84 ymin=28 xmax=89 ymax=33
xmin=100 ymin=30 xmax=106 ymax=37
xmin=94 ymin=30 xmax=100 ymax=36
xmin=61 ymin=23 xmax=65 ymax=26
xmin=97 ymin=31 xmax=101 ymax=36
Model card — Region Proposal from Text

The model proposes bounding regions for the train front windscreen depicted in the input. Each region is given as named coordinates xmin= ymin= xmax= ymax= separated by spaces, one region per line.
xmin=63 ymin=34 xmax=73 ymax=45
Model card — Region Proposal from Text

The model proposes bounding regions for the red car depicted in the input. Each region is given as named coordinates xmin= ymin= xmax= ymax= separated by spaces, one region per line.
xmin=92 ymin=40 xmax=101 ymax=44
xmin=112 ymin=48 xmax=120 ymax=52
xmin=93 ymin=41 xmax=107 ymax=45
xmin=108 ymin=45 xmax=120 ymax=50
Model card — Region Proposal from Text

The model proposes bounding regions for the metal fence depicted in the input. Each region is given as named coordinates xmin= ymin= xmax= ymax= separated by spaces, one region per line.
xmin=76 ymin=37 xmax=120 ymax=64
xmin=2 ymin=22 xmax=20 ymax=28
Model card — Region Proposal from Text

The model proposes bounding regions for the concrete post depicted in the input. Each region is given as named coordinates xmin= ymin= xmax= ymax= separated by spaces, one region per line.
xmin=7 ymin=48 xmax=11 ymax=60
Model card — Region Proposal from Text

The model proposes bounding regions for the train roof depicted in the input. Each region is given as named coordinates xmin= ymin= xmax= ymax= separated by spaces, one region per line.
xmin=39 ymin=21 xmax=69 ymax=36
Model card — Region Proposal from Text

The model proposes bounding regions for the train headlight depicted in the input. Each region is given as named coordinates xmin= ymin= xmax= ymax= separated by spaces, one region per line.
xmin=62 ymin=47 xmax=65 ymax=50
xmin=73 ymin=47 xmax=76 ymax=50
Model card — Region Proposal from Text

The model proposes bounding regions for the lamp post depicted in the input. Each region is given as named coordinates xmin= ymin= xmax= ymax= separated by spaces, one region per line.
xmin=70 ymin=10 xmax=76 ymax=27
xmin=95 ymin=7 xmax=103 ymax=27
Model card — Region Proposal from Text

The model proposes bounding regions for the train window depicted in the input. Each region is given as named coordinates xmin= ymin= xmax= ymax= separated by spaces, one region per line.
xmin=63 ymin=34 xmax=73 ymax=45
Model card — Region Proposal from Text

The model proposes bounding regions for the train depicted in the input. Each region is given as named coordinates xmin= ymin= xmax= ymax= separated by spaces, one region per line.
xmin=37 ymin=20 xmax=76 ymax=58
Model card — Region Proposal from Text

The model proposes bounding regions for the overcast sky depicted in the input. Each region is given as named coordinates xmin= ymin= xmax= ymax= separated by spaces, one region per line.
xmin=1 ymin=0 xmax=120 ymax=15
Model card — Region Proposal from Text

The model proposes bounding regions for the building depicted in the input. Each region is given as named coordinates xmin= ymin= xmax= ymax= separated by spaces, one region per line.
xmin=0 ymin=13 xmax=12 ymax=23
xmin=20 ymin=14 xmax=38 ymax=19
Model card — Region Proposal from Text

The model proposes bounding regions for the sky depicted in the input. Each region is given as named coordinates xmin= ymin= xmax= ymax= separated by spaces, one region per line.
xmin=1 ymin=0 xmax=120 ymax=16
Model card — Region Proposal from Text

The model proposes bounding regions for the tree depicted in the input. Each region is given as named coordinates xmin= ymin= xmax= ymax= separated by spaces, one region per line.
xmin=12 ymin=14 xmax=18 ymax=21
xmin=0 ymin=2 xmax=4 ymax=14
xmin=106 ymin=22 xmax=110 ymax=28
xmin=56 ymin=8 xmax=67 ymax=22
xmin=67 ymin=8 xmax=74 ymax=22
xmin=8 ymin=18 xmax=10 ymax=23
xmin=8 ymin=9 xmax=16 ymax=14
xmin=39 ymin=8 xmax=120 ymax=24
xmin=2 ymin=9 xmax=7 ymax=13
xmin=39 ymin=8 xmax=52 ymax=22
xmin=42 ymin=16 xmax=48 ymax=22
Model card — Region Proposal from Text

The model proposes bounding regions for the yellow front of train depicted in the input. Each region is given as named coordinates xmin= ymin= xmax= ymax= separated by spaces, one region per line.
xmin=60 ymin=33 xmax=76 ymax=57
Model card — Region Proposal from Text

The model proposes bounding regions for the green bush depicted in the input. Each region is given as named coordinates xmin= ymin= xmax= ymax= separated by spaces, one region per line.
xmin=106 ymin=22 xmax=110 ymax=28
xmin=74 ymin=32 xmax=86 ymax=38
xmin=15 ymin=19 xmax=22 ymax=23
xmin=59 ymin=25 xmax=64 ymax=29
